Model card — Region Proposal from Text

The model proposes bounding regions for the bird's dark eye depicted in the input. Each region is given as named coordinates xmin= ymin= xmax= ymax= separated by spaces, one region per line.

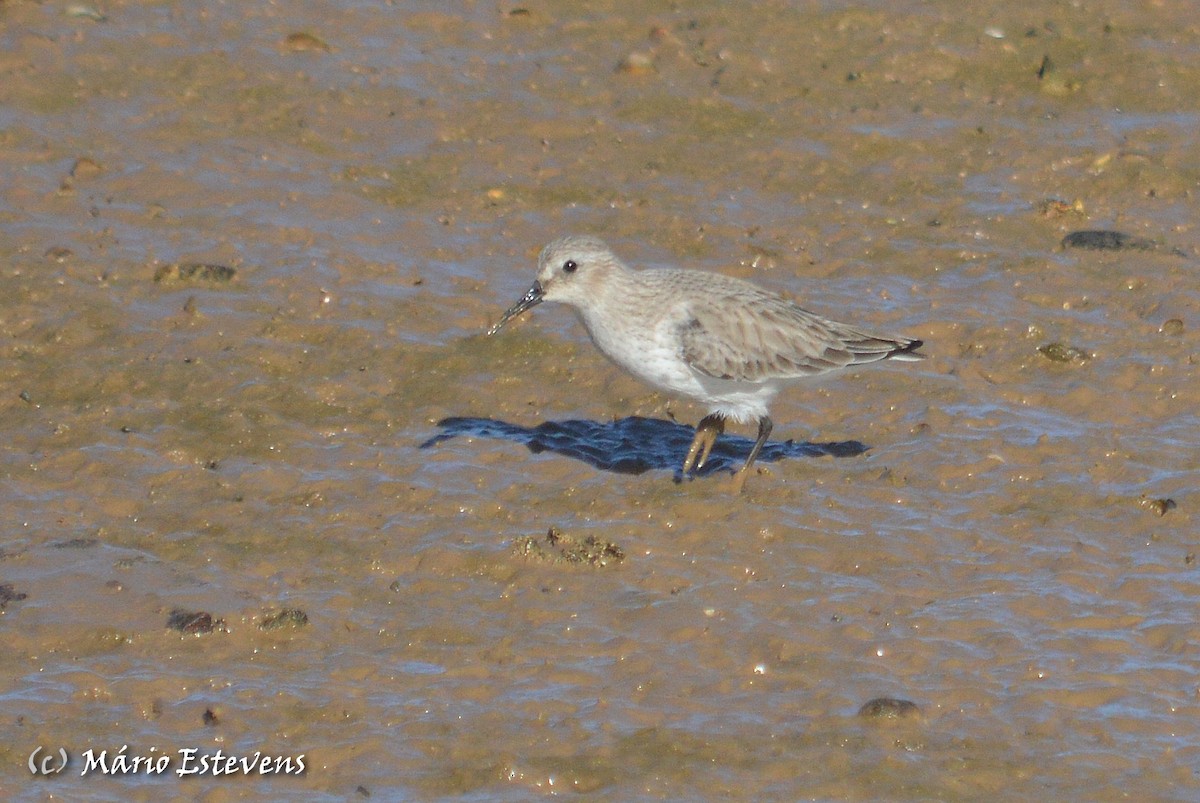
xmin=562 ymin=260 xmax=577 ymax=274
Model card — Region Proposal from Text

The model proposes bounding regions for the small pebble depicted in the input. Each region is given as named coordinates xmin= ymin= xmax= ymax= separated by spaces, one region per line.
xmin=1160 ymin=319 xmax=1184 ymax=336
xmin=616 ymin=52 xmax=655 ymax=75
xmin=167 ymin=609 xmax=222 ymax=635
xmin=65 ymin=4 xmax=107 ymax=21
xmin=858 ymin=697 xmax=920 ymax=719
xmin=1138 ymin=496 xmax=1176 ymax=517
xmin=284 ymin=32 xmax=332 ymax=52
xmin=70 ymin=157 xmax=103 ymax=180
xmin=1038 ymin=342 xmax=1089 ymax=363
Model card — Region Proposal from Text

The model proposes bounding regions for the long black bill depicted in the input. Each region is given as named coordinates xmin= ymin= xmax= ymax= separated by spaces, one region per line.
xmin=487 ymin=281 xmax=544 ymax=335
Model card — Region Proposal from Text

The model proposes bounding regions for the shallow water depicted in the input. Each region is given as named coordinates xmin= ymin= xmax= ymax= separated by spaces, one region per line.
xmin=2 ymin=0 xmax=1198 ymax=799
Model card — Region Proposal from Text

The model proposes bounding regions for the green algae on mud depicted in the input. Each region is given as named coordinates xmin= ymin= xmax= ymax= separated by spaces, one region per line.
xmin=153 ymin=262 xmax=238 ymax=283
xmin=512 ymin=526 xmax=626 ymax=567
xmin=258 ymin=607 xmax=310 ymax=630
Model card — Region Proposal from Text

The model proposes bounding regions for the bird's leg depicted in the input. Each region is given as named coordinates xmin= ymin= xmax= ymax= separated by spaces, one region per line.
xmin=682 ymin=414 xmax=726 ymax=475
xmin=729 ymin=416 xmax=773 ymax=493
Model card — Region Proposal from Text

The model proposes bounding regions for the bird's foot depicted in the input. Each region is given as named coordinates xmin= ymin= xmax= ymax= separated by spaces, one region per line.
xmin=728 ymin=468 xmax=750 ymax=494
xmin=682 ymin=414 xmax=726 ymax=475
xmin=728 ymin=416 xmax=773 ymax=493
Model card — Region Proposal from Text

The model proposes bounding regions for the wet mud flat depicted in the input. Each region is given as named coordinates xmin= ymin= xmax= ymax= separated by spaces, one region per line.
xmin=1 ymin=0 xmax=1198 ymax=799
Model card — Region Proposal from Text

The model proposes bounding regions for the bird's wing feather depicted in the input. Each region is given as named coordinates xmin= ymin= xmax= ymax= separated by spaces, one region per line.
xmin=678 ymin=294 xmax=920 ymax=383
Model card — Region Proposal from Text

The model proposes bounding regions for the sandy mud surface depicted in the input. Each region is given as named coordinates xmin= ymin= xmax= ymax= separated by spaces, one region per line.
xmin=1 ymin=0 xmax=1198 ymax=799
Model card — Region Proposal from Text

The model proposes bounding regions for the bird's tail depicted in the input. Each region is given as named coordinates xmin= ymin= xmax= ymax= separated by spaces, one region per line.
xmin=885 ymin=339 xmax=925 ymax=361
xmin=842 ymin=335 xmax=925 ymax=365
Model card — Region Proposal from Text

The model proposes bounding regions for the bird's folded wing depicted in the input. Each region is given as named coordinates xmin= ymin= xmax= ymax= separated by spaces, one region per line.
xmin=679 ymin=297 xmax=917 ymax=383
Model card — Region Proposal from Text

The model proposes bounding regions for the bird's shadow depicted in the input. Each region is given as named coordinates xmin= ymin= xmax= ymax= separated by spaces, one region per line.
xmin=420 ymin=416 xmax=868 ymax=480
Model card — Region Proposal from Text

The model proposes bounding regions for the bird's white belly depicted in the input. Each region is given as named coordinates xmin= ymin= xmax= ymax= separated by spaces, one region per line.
xmin=581 ymin=308 xmax=775 ymax=423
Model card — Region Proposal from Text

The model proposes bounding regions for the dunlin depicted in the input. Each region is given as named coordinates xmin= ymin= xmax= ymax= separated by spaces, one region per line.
xmin=489 ymin=235 xmax=924 ymax=491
